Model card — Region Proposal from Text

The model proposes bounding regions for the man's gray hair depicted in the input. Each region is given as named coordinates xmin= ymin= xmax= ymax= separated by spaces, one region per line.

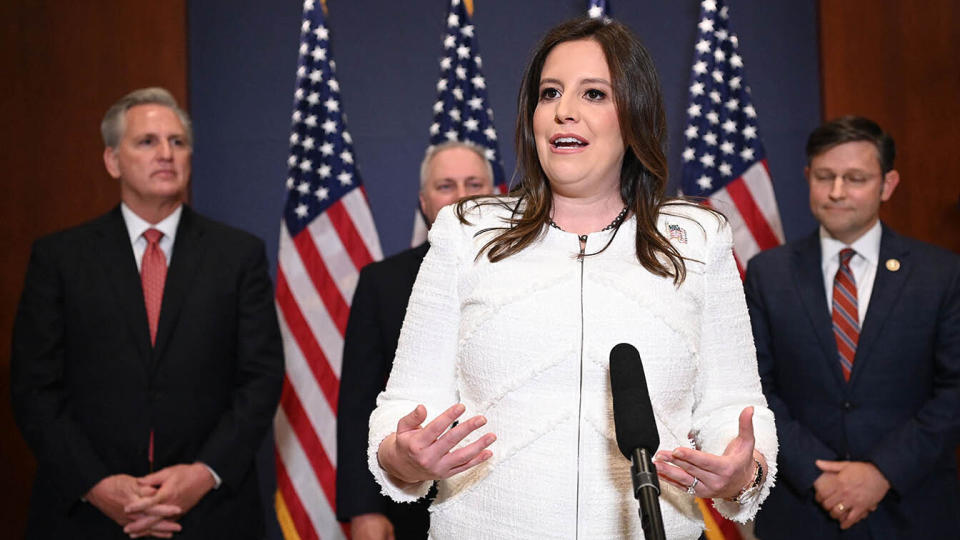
xmin=101 ymin=87 xmax=193 ymax=148
xmin=419 ymin=141 xmax=494 ymax=191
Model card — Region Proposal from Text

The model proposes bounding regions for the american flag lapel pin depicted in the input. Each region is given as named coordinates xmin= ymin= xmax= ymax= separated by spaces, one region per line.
xmin=668 ymin=223 xmax=688 ymax=244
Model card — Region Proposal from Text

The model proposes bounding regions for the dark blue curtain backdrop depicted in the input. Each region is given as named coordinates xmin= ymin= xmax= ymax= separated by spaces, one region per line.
xmin=188 ymin=0 xmax=820 ymax=265
xmin=187 ymin=1 xmax=819 ymax=536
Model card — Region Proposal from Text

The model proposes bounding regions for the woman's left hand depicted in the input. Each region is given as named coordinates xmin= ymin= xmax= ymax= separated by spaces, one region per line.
xmin=654 ymin=406 xmax=765 ymax=500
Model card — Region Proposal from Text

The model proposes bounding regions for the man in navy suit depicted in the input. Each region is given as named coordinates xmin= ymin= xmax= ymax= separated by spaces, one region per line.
xmin=335 ymin=141 xmax=493 ymax=539
xmin=12 ymin=87 xmax=284 ymax=539
xmin=748 ymin=116 xmax=960 ymax=538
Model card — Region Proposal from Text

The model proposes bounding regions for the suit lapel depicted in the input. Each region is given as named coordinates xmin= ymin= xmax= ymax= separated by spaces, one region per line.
xmin=849 ymin=226 xmax=911 ymax=387
xmin=92 ymin=207 xmax=152 ymax=364
xmin=408 ymin=242 xmax=429 ymax=284
xmin=792 ymin=232 xmax=846 ymax=387
xmin=154 ymin=205 xmax=205 ymax=365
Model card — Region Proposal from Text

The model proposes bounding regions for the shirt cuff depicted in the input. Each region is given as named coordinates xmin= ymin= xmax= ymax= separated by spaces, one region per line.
xmin=199 ymin=462 xmax=222 ymax=489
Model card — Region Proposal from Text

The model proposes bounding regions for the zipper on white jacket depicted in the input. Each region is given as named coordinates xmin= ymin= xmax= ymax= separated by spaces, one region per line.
xmin=575 ymin=233 xmax=587 ymax=539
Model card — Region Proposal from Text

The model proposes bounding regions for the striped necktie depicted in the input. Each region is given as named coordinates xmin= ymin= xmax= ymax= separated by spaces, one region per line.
xmin=832 ymin=248 xmax=859 ymax=381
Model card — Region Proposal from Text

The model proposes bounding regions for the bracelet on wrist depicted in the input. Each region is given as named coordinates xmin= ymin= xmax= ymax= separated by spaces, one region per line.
xmin=727 ymin=457 xmax=763 ymax=504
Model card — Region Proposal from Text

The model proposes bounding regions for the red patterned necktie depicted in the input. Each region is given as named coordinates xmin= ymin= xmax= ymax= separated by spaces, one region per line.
xmin=141 ymin=228 xmax=167 ymax=345
xmin=832 ymin=248 xmax=859 ymax=381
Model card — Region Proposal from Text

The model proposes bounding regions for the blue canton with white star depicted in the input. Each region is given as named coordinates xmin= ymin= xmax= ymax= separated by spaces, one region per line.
xmin=283 ymin=1 xmax=363 ymax=237
xmin=428 ymin=0 xmax=505 ymax=189
xmin=681 ymin=0 xmax=767 ymax=197
xmin=587 ymin=0 xmax=608 ymax=19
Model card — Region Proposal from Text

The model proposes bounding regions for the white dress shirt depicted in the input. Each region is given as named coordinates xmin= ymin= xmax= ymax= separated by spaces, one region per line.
xmin=820 ymin=220 xmax=882 ymax=323
xmin=120 ymin=203 xmax=182 ymax=270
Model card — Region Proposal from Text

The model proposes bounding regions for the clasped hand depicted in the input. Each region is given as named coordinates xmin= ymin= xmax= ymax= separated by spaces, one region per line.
xmin=813 ymin=460 xmax=889 ymax=530
xmin=654 ymin=407 xmax=765 ymax=500
xmin=85 ymin=463 xmax=216 ymax=538
xmin=350 ymin=513 xmax=395 ymax=540
xmin=378 ymin=403 xmax=496 ymax=485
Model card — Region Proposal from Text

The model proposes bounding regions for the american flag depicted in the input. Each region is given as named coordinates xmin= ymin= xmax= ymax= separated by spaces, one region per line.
xmin=587 ymin=0 xmax=608 ymax=19
xmin=680 ymin=0 xmax=784 ymax=275
xmin=274 ymin=1 xmax=382 ymax=539
xmin=410 ymin=0 xmax=506 ymax=246
xmin=682 ymin=3 xmax=782 ymax=539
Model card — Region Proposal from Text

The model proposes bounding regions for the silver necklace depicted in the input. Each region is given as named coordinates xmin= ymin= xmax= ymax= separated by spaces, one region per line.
xmin=548 ymin=205 xmax=629 ymax=233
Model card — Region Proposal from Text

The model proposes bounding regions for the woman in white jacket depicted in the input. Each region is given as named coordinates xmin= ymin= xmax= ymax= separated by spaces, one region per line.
xmin=368 ymin=17 xmax=777 ymax=539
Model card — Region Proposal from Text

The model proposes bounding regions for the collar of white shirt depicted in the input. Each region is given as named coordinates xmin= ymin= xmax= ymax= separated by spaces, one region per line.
xmin=120 ymin=203 xmax=183 ymax=249
xmin=819 ymin=220 xmax=882 ymax=268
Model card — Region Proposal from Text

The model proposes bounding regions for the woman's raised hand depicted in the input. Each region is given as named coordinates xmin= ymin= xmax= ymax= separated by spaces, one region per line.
xmin=654 ymin=406 xmax=765 ymax=500
xmin=377 ymin=403 xmax=496 ymax=485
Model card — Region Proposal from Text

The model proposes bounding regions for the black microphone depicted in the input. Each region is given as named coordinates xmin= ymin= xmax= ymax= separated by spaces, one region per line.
xmin=609 ymin=343 xmax=666 ymax=540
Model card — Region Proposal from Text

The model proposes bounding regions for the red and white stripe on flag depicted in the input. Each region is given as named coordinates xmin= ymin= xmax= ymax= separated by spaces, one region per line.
xmin=276 ymin=190 xmax=382 ymax=540
xmin=706 ymin=160 xmax=785 ymax=276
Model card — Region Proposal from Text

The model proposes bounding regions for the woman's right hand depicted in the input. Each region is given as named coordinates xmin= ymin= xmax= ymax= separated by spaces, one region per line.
xmin=377 ymin=403 xmax=496 ymax=485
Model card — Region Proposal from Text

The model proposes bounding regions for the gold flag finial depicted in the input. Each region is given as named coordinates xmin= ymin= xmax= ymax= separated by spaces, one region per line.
xmin=465 ymin=0 xmax=474 ymax=17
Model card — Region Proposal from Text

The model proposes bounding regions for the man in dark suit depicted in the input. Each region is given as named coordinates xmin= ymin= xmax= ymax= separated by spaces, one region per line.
xmin=748 ymin=116 xmax=960 ymax=538
xmin=336 ymin=141 xmax=493 ymax=539
xmin=11 ymin=87 xmax=284 ymax=539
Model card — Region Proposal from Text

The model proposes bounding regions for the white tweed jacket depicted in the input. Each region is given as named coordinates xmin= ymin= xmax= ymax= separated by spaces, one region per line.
xmin=368 ymin=200 xmax=778 ymax=539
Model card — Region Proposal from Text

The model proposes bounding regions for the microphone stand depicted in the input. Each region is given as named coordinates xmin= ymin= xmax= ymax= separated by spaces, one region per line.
xmin=631 ymin=447 xmax=666 ymax=540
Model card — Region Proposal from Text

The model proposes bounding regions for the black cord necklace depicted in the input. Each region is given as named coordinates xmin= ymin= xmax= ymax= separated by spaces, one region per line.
xmin=548 ymin=205 xmax=629 ymax=233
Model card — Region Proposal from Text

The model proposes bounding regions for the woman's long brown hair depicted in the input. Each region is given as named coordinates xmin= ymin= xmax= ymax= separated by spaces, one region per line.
xmin=457 ymin=17 xmax=715 ymax=284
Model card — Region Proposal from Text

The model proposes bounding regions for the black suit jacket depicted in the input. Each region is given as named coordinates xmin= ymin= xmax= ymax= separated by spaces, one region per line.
xmin=11 ymin=205 xmax=284 ymax=539
xmin=336 ymin=243 xmax=430 ymax=538
xmin=746 ymin=226 xmax=960 ymax=539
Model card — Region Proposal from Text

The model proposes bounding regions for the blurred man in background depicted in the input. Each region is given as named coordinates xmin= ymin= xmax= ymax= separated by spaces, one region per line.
xmin=748 ymin=116 xmax=960 ymax=539
xmin=12 ymin=87 xmax=284 ymax=539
